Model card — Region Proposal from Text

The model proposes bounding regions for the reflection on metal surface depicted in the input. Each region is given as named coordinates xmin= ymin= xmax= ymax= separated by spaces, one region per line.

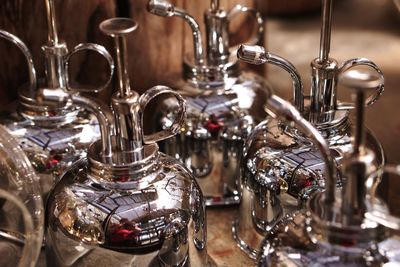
xmin=232 ymin=0 xmax=385 ymax=256
xmin=148 ymin=0 xmax=276 ymax=206
xmin=46 ymin=156 xmax=210 ymax=267
xmin=257 ymin=68 xmax=397 ymax=267
xmin=0 ymin=0 xmax=114 ymax=199
xmin=45 ymin=17 xmax=212 ymax=266
xmin=157 ymin=75 xmax=271 ymax=206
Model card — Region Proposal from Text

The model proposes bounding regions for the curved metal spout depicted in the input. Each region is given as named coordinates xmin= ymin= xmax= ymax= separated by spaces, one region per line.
xmin=39 ymin=89 xmax=114 ymax=158
xmin=265 ymin=95 xmax=336 ymax=205
xmin=147 ymin=0 xmax=205 ymax=67
xmin=0 ymin=30 xmax=37 ymax=92
xmin=238 ymin=44 xmax=304 ymax=113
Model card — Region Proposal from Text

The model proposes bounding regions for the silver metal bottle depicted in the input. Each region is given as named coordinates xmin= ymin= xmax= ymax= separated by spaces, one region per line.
xmin=45 ymin=18 xmax=213 ymax=267
xmin=0 ymin=0 xmax=114 ymax=196
xmin=257 ymin=69 xmax=400 ymax=267
xmin=148 ymin=0 xmax=302 ymax=206
xmin=232 ymin=0 xmax=385 ymax=258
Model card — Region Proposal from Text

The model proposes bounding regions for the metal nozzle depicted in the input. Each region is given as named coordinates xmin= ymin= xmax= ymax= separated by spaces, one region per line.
xmin=100 ymin=18 xmax=144 ymax=163
xmin=147 ymin=0 xmax=204 ymax=67
xmin=238 ymin=45 xmax=304 ymax=113
xmin=147 ymin=0 xmax=175 ymax=17
xmin=100 ymin=18 xmax=138 ymax=97
xmin=237 ymin=44 xmax=266 ymax=65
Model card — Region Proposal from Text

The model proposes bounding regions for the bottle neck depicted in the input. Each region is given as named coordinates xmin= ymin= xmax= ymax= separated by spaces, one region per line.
xmin=111 ymin=92 xmax=145 ymax=164
xmin=87 ymin=140 xmax=160 ymax=189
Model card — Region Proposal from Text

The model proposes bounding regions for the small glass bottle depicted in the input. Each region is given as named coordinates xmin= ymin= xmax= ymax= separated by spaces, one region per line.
xmin=0 ymin=0 xmax=114 ymax=196
xmin=148 ymin=0 xmax=302 ymax=206
xmin=0 ymin=125 xmax=44 ymax=267
xmin=257 ymin=68 xmax=400 ymax=267
xmin=45 ymin=18 xmax=213 ymax=267
xmin=232 ymin=0 xmax=385 ymax=258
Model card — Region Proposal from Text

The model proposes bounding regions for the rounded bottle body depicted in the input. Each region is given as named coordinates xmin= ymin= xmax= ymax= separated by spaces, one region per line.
xmin=155 ymin=71 xmax=272 ymax=206
xmin=257 ymin=211 xmax=400 ymax=266
xmin=233 ymin=115 xmax=384 ymax=258
xmin=0 ymin=107 xmax=99 ymax=196
xmin=45 ymin=151 xmax=210 ymax=267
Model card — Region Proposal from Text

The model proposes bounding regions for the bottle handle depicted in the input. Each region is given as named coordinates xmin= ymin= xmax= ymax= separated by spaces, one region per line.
xmin=228 ymin=5 xmax=264 ymax=52
xmin=365 ymin=165 xmax=400 ymax=231
xmin=139 ymin=86 xmax=186 ymax=144
xmin=336 ymin=58 xmax=384 ymax=110
xmin=0 ymin=30 xmax=37 ymax=91
xmin=65 ymin=43 xmax=115 ymax=93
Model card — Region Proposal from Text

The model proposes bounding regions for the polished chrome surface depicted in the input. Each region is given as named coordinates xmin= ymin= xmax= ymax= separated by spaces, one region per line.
xmin=45 ymin=17 xmax=212 ymax=266
xmin=257 ymin=69 xmax=398 ymax=267
xmin=0 ymin=126 xmax=44 ymax=267
xmin=148 ymin=0 xmax=274 ymax=206
xmin=0 ymin=0 xmax=114 ymax=200
xmin=17 ymin=0 xmax=114 ymax=123
xmin=238 ymin=45 xmax=304 ymax=112
xmin=309 ymin=0 xmax=384 ymax=125
xmin=148 ymin=0 xmax=205 ymax=67
xmin=154 ymin=73 xmax=271 ymax=206
xmin=46 ymin=156 xmax=210 ymax=267
xmin=232 ymin=1 xmax=386 ymax=254
xmin=232 ymin=94 xmax=342 ymax=259
xmin=257 ymin=212 xmax=399 ymax=267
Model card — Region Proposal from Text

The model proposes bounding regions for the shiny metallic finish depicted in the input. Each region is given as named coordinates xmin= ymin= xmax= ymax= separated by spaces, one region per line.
xmin=46 ymin=155 xmax=209 ymax=267
xmin=148 ymin=0 xmax=274 ymax=206
xmin=0 ymin=0 xmax=114 ymax=198
xmin=310 ymin=0 xmax=384 ymax=124
xmin=232 ymin=94 xmax=346 ymax=259
xmin=257 ymin=70 xmax=399 ymax=266
xmin=45 ymin=17 xmax=212 ymax=266
xmin=156 ymin=74 xmax=271 ymax=206
xmin=232 ymin=0 xmax=385 ymax=255
xmin=234 ymin=72 xmax=384 ymax=260
xmin=257 ymin=211 xmax=399 ymax=267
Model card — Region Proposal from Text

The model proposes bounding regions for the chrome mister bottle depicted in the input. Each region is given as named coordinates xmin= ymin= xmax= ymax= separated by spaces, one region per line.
xmin=0 ymin=0 xmax=114 ymax=195
xmin=257 ymin=69 xmax=400 ymax=267
xmin=232 ymin=0 xmax=385 ymax=258
xmin=45 ymin=18 xmax=213 ymax=267
xmin=148 ymin=0 xmax=299 ymax=206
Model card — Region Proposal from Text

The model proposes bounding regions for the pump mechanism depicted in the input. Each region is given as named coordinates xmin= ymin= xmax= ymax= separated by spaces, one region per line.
xmin=62 ymin=17 xmax=186 ymax=182
xmin=305 ymin=68 xmax=400 ymax=248
xmin=9 ymin=0 xmax=115 ymax=124
xmin=148 ymin=0 xmax=264 ymax=84
xmin=309 ymin=0 xmax=384 ymax=126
